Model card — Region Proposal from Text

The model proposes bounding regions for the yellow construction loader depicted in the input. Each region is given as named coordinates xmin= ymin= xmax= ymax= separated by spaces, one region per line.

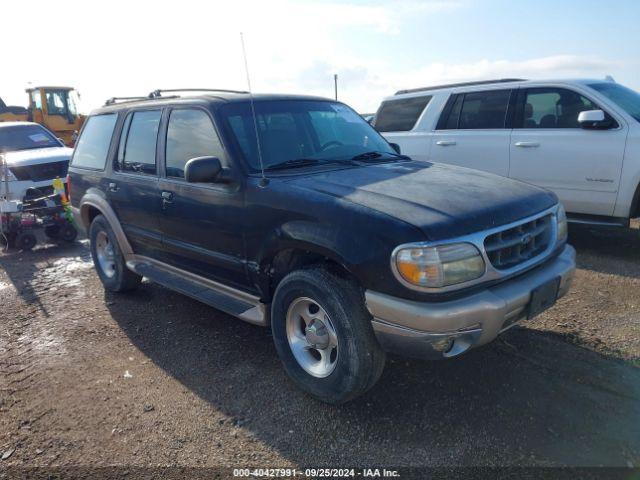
xmin=0 ymin=86 xmax=85 ymax=146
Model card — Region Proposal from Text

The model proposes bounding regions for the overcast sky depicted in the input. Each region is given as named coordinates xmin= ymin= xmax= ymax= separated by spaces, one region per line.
xmin=3 ymin=0 xmax=639 ymax=113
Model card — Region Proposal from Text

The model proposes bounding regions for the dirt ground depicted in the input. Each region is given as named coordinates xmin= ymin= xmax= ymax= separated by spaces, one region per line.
xmin=0 ymin=224 xmax=639 ymax=472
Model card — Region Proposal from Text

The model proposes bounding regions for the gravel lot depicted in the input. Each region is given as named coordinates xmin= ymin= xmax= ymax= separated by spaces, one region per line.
xmin=0 ymin=224 xmax=639 ymax=472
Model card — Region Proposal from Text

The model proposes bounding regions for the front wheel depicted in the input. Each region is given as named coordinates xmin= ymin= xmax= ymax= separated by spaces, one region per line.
xmin=271 ymin=266 xmax=386 ymax=404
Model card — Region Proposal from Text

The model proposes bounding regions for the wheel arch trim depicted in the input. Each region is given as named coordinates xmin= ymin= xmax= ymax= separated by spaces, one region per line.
xmin=78 ymin=191 xmax=133 ymax=256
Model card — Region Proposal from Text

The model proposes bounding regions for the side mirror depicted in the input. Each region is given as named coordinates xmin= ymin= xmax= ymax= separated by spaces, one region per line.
xmin=185 ymin=156 xmax=223 ymax=183
xmin=390 ymin=143 xmax=401 ymax=154
xmin=578 ymin=109 xmax=610 ymax=129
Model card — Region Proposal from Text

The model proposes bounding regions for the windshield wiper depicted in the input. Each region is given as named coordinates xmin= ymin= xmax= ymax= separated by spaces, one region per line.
xmin=351 ymin=151 xmax=410 ymax=162
xmin=264 ymin=157 xmax=358 ymax=171
xmin=264 ymin=158 xmax=322 ymax=171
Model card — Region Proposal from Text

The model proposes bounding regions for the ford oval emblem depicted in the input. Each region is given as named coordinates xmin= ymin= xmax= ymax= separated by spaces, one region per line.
xmin=521 ymin=233 xmax=533 ymax=246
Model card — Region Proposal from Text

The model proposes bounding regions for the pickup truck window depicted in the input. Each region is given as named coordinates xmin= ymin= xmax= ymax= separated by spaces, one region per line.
xmin=165 ymin=109 xmax=226 ymax=178
xmin=71 ymin=114 xmax=117 ymax=170
xmin=117 ymin=110 xmax=161 ymax=175
xmin=374 ymin=95 xmax=432 ymax=132
xmin=220 ymin=100 xmax=396 ymax=172
xmin=517 ymin=88 xmax=599 ymax=128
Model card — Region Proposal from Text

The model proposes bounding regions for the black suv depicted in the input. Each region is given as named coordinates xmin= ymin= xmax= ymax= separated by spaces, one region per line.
xmin=69 ymin=89 xmax=575 ymax=404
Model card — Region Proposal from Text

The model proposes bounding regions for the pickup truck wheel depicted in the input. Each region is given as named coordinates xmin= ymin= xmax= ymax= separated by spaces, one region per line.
xmin=272 ymin=267 xmax=386 ymax=404
xmin=89 ymin=215 xmax=141 ymax=292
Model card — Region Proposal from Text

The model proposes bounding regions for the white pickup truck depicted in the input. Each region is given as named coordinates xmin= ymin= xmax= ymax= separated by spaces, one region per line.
xmin=375 ymin=78 xmax=640 ymax=227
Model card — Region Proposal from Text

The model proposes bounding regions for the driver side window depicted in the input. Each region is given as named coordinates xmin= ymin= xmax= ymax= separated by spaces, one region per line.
xmin=165 ymin=109 xmax=226 ymax=179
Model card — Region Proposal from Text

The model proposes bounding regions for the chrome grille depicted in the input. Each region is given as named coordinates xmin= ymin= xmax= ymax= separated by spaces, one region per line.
xmin=484 ymin=214 xmax=553 ymax=270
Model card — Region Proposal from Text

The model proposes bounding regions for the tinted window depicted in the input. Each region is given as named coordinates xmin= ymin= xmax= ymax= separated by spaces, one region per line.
xmin=165 ymin=109 xmax=225 ymax=178
xmin=118 ymin=110 xmax=160 ymax=174
xmin=374 ymin=96 xmax=432 ymax=132
xmin=458 ymin=90 xmax=510 ymax=129
xmin=0 ymin=124 xmax=60 ymax=152
xmin=519 ymin=88 xmax=598 ymax=128
xmin=437 ymin=94 xmax=464 ymax=130
xmin=72 ymin=114 xmax=117 ymax=170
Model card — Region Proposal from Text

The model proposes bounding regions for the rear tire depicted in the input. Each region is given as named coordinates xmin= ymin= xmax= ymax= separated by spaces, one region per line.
xmin=271 ymin=266 xmax=386 ymax=404
xmin=89 ymin=215 xmax=141 ymax=292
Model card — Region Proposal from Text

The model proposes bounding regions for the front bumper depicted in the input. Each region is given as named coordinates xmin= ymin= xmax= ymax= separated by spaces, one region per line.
xmin=366 ymin=244 xmax=576 ymax=360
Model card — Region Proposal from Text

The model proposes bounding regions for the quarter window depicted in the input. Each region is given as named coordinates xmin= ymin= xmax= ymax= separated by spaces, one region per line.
xmin=374 ymin=96 xmax=432 ymax=132
xmin=117 ymin=110 xmax=161 ymax=175
xmin=165 ymin=109 xmax=226 ymax=178
xmin=71 ymin=114 xmax=117 ymax=170
xmin=519 ymin=88 xmax=600 ymax=129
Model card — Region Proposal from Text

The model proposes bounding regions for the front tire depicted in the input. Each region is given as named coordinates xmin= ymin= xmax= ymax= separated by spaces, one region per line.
xmin=271 ymin=266 xmax=386 ymax=404
xmin=89 ymin=215 xmax=141 ymax=292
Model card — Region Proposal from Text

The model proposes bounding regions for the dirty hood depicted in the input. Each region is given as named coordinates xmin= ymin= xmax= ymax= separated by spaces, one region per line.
xmin=287 ymin=161 xmax=558 ymax=240
xmin=3 ymin=147 xmax=73 ymax=167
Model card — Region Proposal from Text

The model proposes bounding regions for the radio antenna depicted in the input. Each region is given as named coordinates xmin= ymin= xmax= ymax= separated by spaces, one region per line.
xmin=240 ymin=32 xmax=267 ymax=184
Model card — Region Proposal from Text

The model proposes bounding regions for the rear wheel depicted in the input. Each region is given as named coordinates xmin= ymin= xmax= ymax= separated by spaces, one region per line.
xmin=89 ymin=215 xmax=141 ymax=292
xmin=271 ymin=266 xmax=386 ymax=404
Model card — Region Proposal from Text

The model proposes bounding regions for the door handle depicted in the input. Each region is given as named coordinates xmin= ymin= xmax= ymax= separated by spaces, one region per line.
xmin=436 ymin=140 xmax=457 ymax=146
xmin=108 ymin=182 xmax=119 ymax=192
xmin=161 ymin=191 xmax=174 ymax=208
xmin=514 ymin=142 xmax=540 ymax=148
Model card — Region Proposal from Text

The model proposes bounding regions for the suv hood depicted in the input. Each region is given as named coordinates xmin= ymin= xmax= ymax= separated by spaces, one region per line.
xmin=3 ymin=147 xmax=73 ymax=167
xmin=285 ymin=161 xmax=557 ymax=240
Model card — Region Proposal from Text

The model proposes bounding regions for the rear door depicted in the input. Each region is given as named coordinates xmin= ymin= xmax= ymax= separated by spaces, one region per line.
xmin=107 ymin=109 xmax=163 ymax=258
xmin=509 ymin=86 xmax=627 ymax=216
xmin=157 ymin=107 xmax=249 ymax=289
xmin=429 ymin=89 xmax=513 ymax=176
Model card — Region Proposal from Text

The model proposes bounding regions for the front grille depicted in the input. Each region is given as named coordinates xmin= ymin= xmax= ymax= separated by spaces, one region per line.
xmin=10 ymin=160 xmax=69 ymax=182
xmin=484 ymin=214 xmax=553 ymax=270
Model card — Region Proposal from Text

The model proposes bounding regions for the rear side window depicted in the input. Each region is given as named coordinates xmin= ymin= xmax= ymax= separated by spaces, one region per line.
xmin=71 ymin=114 xmax=117 ymax=170
xmin=374 ymin=96 xmax=432 ymax=132
xmin=458 ymin=90 xmax=510 ymax=129
xmin=117 ymin=110 xmax=161 ymax=175
xmin=165 ymin=109 xmax=226 ymax=178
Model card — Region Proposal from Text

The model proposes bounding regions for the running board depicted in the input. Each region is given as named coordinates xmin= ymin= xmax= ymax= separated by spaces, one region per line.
xmin=126 ymin=256 xmax=268 ymax=326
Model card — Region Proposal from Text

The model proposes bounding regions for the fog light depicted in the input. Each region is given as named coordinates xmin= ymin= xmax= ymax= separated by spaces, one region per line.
xmin=431 ymin=337 xmax=454 ymax=352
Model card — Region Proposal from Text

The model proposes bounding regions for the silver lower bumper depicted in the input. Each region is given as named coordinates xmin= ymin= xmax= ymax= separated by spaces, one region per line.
xmin=366 ymin=244 xmax=576 ymax=360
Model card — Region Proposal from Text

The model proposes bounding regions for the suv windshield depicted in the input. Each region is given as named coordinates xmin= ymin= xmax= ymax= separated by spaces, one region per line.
xmin=219 ymin=100 xmax=397 ymax=172
xmin=589 ymin=82 xmax=640 ymax=122
xmin=0 ymin=124 xmax=61 ymax=153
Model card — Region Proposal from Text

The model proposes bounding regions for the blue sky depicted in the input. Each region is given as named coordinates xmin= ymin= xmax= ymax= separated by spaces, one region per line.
xmin=4 ymin=0 xmax=639 ymax=112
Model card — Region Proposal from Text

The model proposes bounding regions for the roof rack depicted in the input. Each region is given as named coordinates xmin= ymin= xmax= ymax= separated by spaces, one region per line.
xmin=148 ymin=88 xmax=249 ymax=98
xmin=104 ymin=96 xmax=149 ymax=106
xmin=395 ymin=78 xmax=525 ymax=95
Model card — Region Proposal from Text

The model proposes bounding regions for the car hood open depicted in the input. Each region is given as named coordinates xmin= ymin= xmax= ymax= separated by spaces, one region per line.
xmin=285 ymin=161 xmax=558 ymax=241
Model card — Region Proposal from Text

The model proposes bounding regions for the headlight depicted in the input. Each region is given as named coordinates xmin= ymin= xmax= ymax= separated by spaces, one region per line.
xmin=556 ymin=204 xmax=568 ymax=243
xmin=394 ymin=242 xmax=485 ymax=289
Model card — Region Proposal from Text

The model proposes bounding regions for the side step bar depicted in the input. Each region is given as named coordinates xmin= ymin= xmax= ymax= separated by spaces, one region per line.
xmin=126 ymin=256 xmax=268 ymax=326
